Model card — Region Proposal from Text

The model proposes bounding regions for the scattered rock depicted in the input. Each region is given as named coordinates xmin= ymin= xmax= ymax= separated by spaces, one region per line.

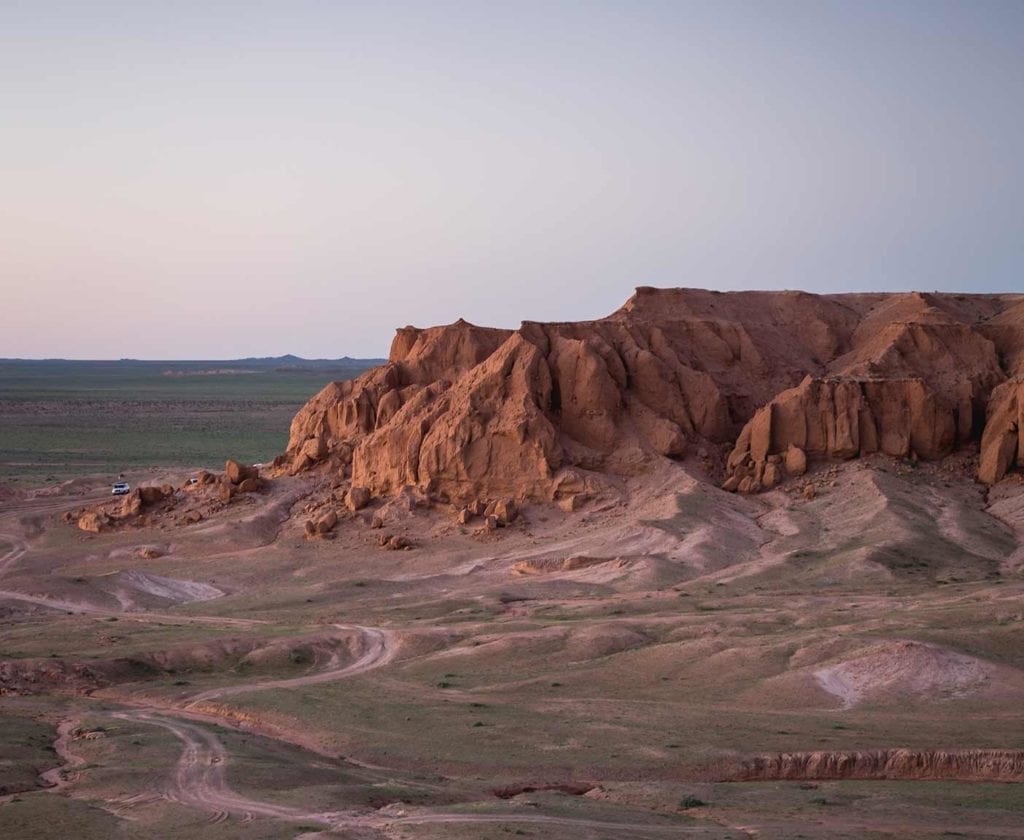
xmin=375 ymin=532 xmax=410 ymax=549
xmin=238 ymin=477 xmax=262 ymax=494
xmin=347 ymin=486 xmax=371 ymax=511
xmin=316 ymin=511 xmax=338 ymax=535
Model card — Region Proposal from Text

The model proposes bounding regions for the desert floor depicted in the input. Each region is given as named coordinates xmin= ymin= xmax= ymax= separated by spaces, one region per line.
xmin=2 ymin=456 xmax=1023 ymax=839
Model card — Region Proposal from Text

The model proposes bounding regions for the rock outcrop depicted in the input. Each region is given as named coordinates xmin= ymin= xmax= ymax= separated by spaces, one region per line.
xmin=275 ymin=289 xmax=1024 ymax=502
xmin=978 ymin=379 xmax=1024 ymax=485
xmin=725 ymin=749 xmax=1024 ymax=782
xmin=724 ymin=376 xmax=969 ymax=492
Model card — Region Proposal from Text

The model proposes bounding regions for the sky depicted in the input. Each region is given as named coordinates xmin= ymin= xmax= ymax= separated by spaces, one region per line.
xmin=2 ymin=0 xmax=1023 ymax=359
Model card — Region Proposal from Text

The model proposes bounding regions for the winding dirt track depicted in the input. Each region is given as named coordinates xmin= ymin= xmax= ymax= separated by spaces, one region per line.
xmin=110 ymin=710 xmax=350 ymax=827
xmin=185 ymin=624 xmax=397 ymax=705
xmin=0 ymin=532 xmax=28 ymax=576
xmin=2 ymin=513 xmax=704 ymax=835
xmin=105 ymin=623 xmax=397 ymax=825
xmin=110 ymin=704 xmax=709 ymax=836
xmin=110 ymin=626 xmax=704 ymax=837
xmin=109 ymin=703 xmax=710 ymax=835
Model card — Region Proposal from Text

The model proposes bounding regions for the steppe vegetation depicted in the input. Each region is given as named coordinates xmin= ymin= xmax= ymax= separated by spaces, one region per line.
xmin=0 ymin=358 xmax=379 ymax=484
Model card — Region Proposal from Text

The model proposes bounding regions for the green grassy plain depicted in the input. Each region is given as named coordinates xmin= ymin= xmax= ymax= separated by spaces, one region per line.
xmin=0 ymin=358 xmax=380 ymax=485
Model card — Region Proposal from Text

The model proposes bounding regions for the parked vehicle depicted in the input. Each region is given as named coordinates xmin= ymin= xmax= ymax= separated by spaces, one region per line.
xmin=112 ymin=482 xmax=131 ymax=495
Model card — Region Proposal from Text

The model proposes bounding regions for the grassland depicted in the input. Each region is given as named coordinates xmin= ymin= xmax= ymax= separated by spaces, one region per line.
xmin=2 ymin=381 xmax=1024 ymax=837
xmin=0 ymin=358 xmax=381 ymax=485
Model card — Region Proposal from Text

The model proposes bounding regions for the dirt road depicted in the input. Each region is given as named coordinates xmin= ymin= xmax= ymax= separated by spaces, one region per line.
xmin=111 ymin=709 xmax=347 ymax=827
xmin=186 ymin=624 xmax=397 ymax=705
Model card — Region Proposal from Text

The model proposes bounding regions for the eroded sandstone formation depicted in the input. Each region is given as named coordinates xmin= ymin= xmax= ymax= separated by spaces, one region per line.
xmin=275 ymin=289 xmax=1024 ymax=502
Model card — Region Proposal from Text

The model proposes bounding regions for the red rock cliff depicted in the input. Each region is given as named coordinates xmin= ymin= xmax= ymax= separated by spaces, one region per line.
xmin=276 ymin=288 xmax=1024 ymax=502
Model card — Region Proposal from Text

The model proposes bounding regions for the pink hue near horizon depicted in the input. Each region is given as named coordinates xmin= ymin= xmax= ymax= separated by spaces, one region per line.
xmin=2 ymin=1 xmax=1023 ymax=359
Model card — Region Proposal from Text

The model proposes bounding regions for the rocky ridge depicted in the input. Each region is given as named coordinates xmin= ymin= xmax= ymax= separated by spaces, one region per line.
xmin=725 ymin=748 xmax=1024 ymax=782
xmin=275 ymin=288 xmax=1024 ymax=505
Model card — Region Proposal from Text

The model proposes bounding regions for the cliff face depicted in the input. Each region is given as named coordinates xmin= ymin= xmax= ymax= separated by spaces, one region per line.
xmin=276 ymin=288 xmax=1024 ymax=503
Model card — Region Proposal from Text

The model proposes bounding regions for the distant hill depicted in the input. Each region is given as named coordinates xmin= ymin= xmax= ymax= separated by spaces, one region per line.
xmin=233 ymin=354 xmax=388 ymax=371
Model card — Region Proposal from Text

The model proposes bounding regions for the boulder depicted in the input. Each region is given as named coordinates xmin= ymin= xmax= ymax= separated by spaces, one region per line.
xmin=120 ymin=491 xmax=143 ymax=517
xmin=346 ymin=486 xmax=371 ymax=511
xmin=784 ymin=445 xmax=807 ymax=477
xmin=737 ymin=476 xmax=758 ymax=495
xmin=316 ymin=511 xmax=338 ymax=534
xmin=225 ymin=459 xmax=259 ymax=485
xmin=557 ymin=494 xmax=584 ymax=512
xmin=238 ymin=477 xmax=262 ymax=494
xmin=78 ymin=512 xmax=108 ymax=533
xmin=494 ymin=498 xmax=518 ymax=525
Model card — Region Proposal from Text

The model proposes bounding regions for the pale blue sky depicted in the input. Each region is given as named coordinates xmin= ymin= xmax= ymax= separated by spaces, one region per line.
xmin=3 ymin=1 xmax=1022 ymax=358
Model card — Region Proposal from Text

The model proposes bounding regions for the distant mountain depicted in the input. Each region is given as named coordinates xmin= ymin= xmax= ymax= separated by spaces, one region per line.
xmin=232 ymin=355 xmax=387 ymax=370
